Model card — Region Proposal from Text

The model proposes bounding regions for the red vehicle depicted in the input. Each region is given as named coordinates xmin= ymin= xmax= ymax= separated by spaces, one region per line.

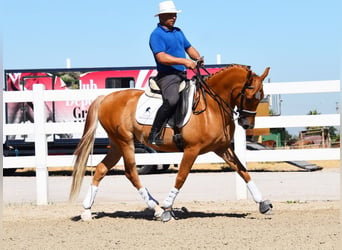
xmin=3 ymin=65 xmax=227 ymax=174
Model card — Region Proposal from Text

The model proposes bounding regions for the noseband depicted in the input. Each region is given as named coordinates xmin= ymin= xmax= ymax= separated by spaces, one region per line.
xmin=236 ymin=70 xmax=258 ymax=118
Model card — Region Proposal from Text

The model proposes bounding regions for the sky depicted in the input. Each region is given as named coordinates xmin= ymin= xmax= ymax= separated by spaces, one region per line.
xmin=1 ymin=0 xmax=341 ymax=135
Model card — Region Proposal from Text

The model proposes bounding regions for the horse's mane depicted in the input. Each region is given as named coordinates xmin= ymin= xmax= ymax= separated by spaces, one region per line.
xmin=206 ymin=64 xmax=250 ymax=81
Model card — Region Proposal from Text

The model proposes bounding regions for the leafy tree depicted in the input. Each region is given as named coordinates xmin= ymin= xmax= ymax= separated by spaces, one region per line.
xmin=328 ymin=126 xmax=340 ymax=142
xmin=306 ymin=109 xmax=322 ymax=131
xmin=306 ymin=109 xmax=340 ymax=143
xmin=307 ymin=109 xmax=320 ymax=115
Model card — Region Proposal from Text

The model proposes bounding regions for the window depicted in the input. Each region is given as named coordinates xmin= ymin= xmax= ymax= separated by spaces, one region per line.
xmin=105 ymin=77 xmax=135 ymax=88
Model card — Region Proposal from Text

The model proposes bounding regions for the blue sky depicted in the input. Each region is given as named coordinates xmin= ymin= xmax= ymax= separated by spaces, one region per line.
xmin=2 ymin=0 xmax=340 ymax=134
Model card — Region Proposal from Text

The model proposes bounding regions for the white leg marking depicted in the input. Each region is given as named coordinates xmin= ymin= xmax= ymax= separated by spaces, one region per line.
xmin=82 ymin=185 xmax=98 ymax=209
xmin=138 ymin=187 xmax=159 ymax=209
xmin=247 ymin=180 xmax=263 ymax=203
xmin=163 ymin=187 xmax=179 ymax=208
xmin=81 ymin=209 xmax=92 ymax=221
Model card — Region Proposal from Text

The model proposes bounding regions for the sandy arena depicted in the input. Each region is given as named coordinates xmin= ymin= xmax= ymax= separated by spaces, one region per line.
xmin=2 ymin=162 xmax=341 ymax=249
xmin=3 ymin=201 xmax=340 ymax=249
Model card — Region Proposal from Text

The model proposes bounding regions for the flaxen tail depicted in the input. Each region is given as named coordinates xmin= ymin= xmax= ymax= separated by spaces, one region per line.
xmin=69 ymin=95 xmax=105 ymax=201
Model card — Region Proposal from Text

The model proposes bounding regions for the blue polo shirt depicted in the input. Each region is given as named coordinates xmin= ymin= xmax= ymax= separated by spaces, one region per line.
xmin=149 ymin=23 xmax=191 ymax=73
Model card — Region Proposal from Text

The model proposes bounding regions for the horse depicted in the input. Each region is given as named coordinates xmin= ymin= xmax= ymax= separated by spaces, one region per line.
xmin=69 ymin=64 xmax=272 ymax=222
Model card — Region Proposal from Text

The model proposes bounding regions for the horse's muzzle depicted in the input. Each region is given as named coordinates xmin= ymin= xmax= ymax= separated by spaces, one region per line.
xmin=238 ymin=117 xmax=255 ymax=129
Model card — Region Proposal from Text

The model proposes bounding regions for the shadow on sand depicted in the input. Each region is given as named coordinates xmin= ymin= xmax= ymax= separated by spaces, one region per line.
xmin=70 ymin=207 xmax=250 ymax=222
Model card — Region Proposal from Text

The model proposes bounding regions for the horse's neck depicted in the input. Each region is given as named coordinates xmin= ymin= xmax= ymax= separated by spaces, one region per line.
xmin=207 ymin=69 xmax=247 ymax=101
xmin=208 ymin=67 xmax=246 ymax=88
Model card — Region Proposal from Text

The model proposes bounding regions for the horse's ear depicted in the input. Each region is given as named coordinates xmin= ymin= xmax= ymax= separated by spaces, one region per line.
xmin=260 ymin=67 xmax=270 ymax=81
xmin=245 ymin=67 xmax=270 ymax=98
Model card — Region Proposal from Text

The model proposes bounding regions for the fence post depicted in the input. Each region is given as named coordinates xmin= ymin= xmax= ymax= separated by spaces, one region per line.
xmin=234 ymin=119 xmax=248 ymax=199
xmin=33 ymin=84 xmax=49 ymax=205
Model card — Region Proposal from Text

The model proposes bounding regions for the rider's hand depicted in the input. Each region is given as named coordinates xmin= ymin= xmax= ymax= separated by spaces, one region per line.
xmin=184 ymin=59 xmax=197 ymax=69
xmin=196 ymin=56 xmax=204 ymax=67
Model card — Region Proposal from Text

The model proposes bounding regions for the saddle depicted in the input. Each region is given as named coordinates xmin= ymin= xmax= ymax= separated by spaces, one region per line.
xmin=145 ymin=77 xmax=187 ymax=99
xmin=137 ymin=77 xmax=193 ymax=127
xmin=136 ymin=78 xmax=195 ymax=150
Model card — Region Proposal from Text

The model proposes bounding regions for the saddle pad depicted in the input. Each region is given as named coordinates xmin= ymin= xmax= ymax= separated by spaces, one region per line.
xmin=136 ymin=81 xmax=196 ymax=127
xmin=145 ymin=78 xmax=187 ymax=98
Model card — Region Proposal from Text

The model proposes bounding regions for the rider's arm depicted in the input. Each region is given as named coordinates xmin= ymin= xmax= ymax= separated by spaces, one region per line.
xmin=186 ymin=46 xmax=202 ymax=62
xmin=155 ymin=52 xmax=196 ymax=69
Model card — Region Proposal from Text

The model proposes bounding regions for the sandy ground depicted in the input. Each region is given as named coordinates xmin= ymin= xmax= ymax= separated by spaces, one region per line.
xmin=3 ymin=161 xmax=341 ymax=249
xmin=2 ymin=200 xmax=340 ymax=250
xmin=199 ymin=160 xmax=340 ymax=172
xmin=11 ymin=160 xmax=340 ymax=175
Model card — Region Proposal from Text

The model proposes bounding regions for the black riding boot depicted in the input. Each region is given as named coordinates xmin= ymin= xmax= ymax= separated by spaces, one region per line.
xmin=148 ymin=101 xmax=174 ymax=145
xmin=148 ymin=127 xmax=164 ymax=145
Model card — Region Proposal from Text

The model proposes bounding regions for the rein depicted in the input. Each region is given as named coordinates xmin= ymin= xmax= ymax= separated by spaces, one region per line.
xmin=192 ymin=65 xmax=253 ymax=120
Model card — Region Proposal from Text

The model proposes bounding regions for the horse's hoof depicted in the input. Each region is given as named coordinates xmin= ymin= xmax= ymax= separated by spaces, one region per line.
xmin=81 ymin=209 xmax=92 ymax=221
xmin=161 ymin=209 xmax=172 ymax=222
xmin=154 ymin=206 xmax=164 ymax=220
xmin=161 ymin=208 xmax=176 ymax=222
xmin=259 ymin=200 xmax=273 ymax=214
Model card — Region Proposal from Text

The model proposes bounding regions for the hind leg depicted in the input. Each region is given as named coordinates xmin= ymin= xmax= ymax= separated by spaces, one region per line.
xmin=116 ymin=140 xmax=164 ymax=217
xmin=218 ymin=147 xmax=273 ymax=214
xmin=81 ymin=143 xmax=122 ymax=220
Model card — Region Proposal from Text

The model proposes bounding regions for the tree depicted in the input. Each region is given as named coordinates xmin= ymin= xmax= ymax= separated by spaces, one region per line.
xmin=307 ymin=109 xmax=320 ymax=115
xmin=306 ymin=109 xmax=322 ymax=131
xmin=328 ymin=126 xmax=340 ymax=142
xmin=306 ymin=109 xmax=339 ymax=143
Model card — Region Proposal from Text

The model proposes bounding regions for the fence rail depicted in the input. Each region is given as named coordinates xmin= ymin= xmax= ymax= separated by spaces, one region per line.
xmin=3 ymin=80 xmax=340 ymax=204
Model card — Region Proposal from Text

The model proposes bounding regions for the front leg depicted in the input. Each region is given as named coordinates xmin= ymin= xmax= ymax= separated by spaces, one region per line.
xmin=161 ymin=149 xmax=198 ymax=222
xmin=217 ymin=147 xmax=273 ymax=214
xmin=138 ymin=187 xmax=164 ymax=218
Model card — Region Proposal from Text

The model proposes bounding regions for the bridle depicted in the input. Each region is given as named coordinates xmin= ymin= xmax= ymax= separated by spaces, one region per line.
xmin=235 ymin=70 xmax=258 ymax=119
xmin=192 ymin=65 xmax=258 ymax=121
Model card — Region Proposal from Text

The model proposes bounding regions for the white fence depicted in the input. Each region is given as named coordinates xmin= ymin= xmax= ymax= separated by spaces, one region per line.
xmin=3 ymin=80 xmax=340 ymax=205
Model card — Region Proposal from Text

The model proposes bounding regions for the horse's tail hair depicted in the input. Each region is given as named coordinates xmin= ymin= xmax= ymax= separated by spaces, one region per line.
xmin=69 ymin=95 xmax=105 ymax=202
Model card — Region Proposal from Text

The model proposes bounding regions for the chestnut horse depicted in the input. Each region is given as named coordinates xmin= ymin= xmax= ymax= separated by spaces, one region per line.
xmin=69 ymin=64 xmax=272 ymax=222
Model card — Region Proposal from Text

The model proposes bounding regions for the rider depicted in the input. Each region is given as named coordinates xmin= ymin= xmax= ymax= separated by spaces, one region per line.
xmin=148 ymin=1 xmax=204 ymax=145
